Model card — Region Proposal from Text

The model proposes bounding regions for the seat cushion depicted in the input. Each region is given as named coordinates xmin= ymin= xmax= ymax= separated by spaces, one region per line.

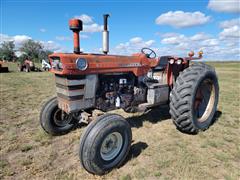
xmin=154 ymin=56 xmax=170 ymax=71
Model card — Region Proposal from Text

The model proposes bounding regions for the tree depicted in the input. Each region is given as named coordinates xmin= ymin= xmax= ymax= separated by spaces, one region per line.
xmin=20 ymin=40 xmax=43 ymax=62
xmin=18 ymin=53 xmax=29 ymax=63
xmin=39 ymin=50 xmax=53 ymax=61
xmin=0 ymin=41 xmax=16 ymax=61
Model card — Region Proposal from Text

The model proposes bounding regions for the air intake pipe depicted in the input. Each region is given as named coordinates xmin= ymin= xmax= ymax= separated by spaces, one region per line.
xmin=69 ymin=19 xmax=83 ymax=54
xmin=103 ymin=14 xmax=110 ymax=54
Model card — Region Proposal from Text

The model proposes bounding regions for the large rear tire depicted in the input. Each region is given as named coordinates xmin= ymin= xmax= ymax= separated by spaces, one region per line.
xmin=79 ymin=114 xmax=132 ymax=175
xmin=40 ymin=97 xmax=77 ymax=135
xmin=170 ymin=63 xmax=219 ymax=134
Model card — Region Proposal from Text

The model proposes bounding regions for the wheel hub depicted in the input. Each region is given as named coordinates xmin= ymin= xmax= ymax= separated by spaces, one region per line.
xmin=53 ymin=109 xmax=72 ymax=127
xmin=194 ymin=79 xmax=215 ymax=123
xmin=100 ymin=132 xmax=123 ymax=161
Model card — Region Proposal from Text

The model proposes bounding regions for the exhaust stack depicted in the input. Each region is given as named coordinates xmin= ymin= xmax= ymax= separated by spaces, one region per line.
xmin=69 ymin=19 xmax=83 ymax=54
xmin=103 ymin=14 xmax=110 ymax=54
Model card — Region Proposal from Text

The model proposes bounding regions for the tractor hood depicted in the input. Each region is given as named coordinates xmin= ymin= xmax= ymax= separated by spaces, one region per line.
xmin=49 ymin=53 xmax=159 ymax=76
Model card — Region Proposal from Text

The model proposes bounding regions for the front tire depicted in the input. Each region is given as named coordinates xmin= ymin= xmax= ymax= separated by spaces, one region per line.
xmin=79 ymin=114 xmax=132 ymax=175
xmin=40 ymin=97 xmax=77 ymax=135
xmin=170 ymin=63 xmax=219 ymax=134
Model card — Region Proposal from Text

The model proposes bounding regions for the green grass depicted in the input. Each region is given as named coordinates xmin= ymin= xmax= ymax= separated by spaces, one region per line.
xmin=0 ymin=62 xmax=240 ymax=179
xmin=20 ymin=145 xmax=33 ymax=152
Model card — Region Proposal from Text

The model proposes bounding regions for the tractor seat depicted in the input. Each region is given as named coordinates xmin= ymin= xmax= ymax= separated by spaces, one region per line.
xmin=154 ymin=56 xmax=170 ymax=71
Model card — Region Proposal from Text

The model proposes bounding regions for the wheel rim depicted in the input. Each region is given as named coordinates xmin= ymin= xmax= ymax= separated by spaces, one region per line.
xmin=194 ymin=79 xmax=216 ymax=123
xmin=100 ymin=132 xmax=123 ymax=161
xmin=53 ymin=109 xmax=72 ymax=127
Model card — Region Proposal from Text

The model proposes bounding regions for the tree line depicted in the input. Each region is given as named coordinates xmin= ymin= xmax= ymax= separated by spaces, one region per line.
xmin=0 ymin=40 xmax=53 ymax=63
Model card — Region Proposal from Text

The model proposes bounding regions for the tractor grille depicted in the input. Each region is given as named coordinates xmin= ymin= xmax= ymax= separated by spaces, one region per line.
xmin=55 ymin=74 xmax=97 ymax=113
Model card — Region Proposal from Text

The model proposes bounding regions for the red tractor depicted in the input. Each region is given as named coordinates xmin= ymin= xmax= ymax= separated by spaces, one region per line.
xmin=18 ymin=58 xmax=41 ymax=72
xmin=0 ymin=61 xmax=9 ymax=73
xmin=40 ymin=14 xmax=219 ymax=175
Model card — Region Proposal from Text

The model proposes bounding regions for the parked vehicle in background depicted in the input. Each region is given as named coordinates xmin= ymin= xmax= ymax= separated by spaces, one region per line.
xmin=18 ymin=58 xmax=41 ymax=72
xmin=42 ymin=59 xmax=51 ymax=71
xmin=0 ymin=60 xmax=9 ymax=73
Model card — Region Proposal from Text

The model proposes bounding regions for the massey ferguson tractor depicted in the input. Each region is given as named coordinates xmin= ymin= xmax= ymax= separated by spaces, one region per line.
xmin=40 ymin=14 xmax=219 ymax=175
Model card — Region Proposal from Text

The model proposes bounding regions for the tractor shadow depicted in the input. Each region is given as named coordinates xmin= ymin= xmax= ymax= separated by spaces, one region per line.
xmin=119 ymin=106 xmax=169 ymax=166
xmin=126 ymin=105 xmax=171 ymax=128
xmin=120 ymin=141 xmax=148 ymax=167
xmin=120 ymin=110 xmax=222 ymax=167
xmin=211 ymin=110 xmax=222 ymax=125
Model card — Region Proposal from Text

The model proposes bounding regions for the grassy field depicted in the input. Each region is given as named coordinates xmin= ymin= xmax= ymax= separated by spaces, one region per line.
xmin=0 ymin=62 xmax=239 ymax=180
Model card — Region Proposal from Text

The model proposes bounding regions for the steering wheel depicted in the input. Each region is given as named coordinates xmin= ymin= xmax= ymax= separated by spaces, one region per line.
xmin=141 ymin=48 xmax=156 ymax=58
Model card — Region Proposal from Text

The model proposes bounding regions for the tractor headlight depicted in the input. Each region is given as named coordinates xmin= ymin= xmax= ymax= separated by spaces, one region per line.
xmin=51 ymin=56 xmax=63 ymax=70
xmin=76 ymin=58 xmax=88 ymax=71
xmin=58 ymin=62 xmax=63 ymax=69
xmin=169 ymin=59 xmax=175 ymax=64
xmin=176 ymin=59 xmax=182 ymax=65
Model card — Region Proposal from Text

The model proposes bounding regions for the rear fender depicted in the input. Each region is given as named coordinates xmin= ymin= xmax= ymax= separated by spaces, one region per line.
xmin=167 ymin=60 xmax=190 ymax=86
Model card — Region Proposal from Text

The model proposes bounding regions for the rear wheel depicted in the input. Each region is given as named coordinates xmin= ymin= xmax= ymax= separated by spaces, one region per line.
xmin=40 ymin=97 xmax=77 ymax=135
xmin=79 ymin=114 xmax=132 ymax=175
xmin=170 ymin=63 xmax=219 ymax=134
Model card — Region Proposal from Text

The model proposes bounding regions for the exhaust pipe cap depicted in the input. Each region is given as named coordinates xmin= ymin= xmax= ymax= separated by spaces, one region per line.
xmin=69 ymin=19 xmax=83 ymax=31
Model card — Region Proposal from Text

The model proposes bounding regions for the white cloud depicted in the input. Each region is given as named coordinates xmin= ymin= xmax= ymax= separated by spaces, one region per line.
xmin=0 ymin=33 xmax=69 ymax=53
xmin=14 ymin=35 xmax=32 ymax=45
xmin=176 ymin=42 xmax=190 ymax=50
xmin=201 ymin=38 xmax=219 ymax=47
xmin=190 ymin=33 xmax=211 ymax=41
xmin=0 ymin=34 xmax=32 ymax=47
xmin=218 ymin=18 xmax=240 ymax=48
xmin=74 ymin=14 xmax=102 ymax=33
xmin=40 ymin=40 xmax=70 ymax=53
xmin=129 ymin=37 xmax=142 ymax=44
xmin=219 ymin=25 xmax=240 ymax=38
xmin=56 ymin=34 xmax=89 ymax=41
xmin=161 ymin=34 xmax=187 ymax=45
xmin=0 ymin=34 xmax=12 ymax=42
xmin=112 ymin=30 xmax=239 ymax=60
xmin=158 ymin=31 xmax=239 ymax=60
xmin=83 ymin=23 xmax=103 ymax=33
xmin=218 ymin=18 xmax=240 ymax=50
xmin=208 ymin=0 xmax=240 ymax=13
xmin=114 ymin=37 xmax=155 ymax=54
xmin=75 ymin=14 xmax=93 ymax=24
xmin=155 ymin=11 xmax=211 ymax=28
xmin=145 ymin=40 xmax=155 ymax=46
xmin=220 ymin=18 xmax=240 ymax=28
xmin=40 ymin=28 xmax=46 ymax=33
xmin=160 ymin=32 xmax=219 ymax=48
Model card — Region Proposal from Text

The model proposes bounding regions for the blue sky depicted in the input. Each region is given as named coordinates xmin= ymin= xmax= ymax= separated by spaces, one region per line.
xmin=1 ymin=0 xmax=240 ymax=60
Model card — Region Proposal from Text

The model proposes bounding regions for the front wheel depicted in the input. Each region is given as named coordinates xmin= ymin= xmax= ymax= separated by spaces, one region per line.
xmin=79 ymin=114 xmax=132 ymax=175
xmin=170 ymin=63 xmax=219 ymax=134
xmin=40 ymin=97 xmax=77 ymax=135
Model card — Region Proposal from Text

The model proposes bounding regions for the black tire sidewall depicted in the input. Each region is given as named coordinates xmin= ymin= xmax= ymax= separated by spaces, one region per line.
xmin=93 ymin=124 xmax=130 ymax=168
xmin=80 ymin=114 xmax=132 ymax=175
xmin=40 ymin=97 xmax=76 ymax=135
xmin=190 ymin=70 xmax=219 ymax=129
